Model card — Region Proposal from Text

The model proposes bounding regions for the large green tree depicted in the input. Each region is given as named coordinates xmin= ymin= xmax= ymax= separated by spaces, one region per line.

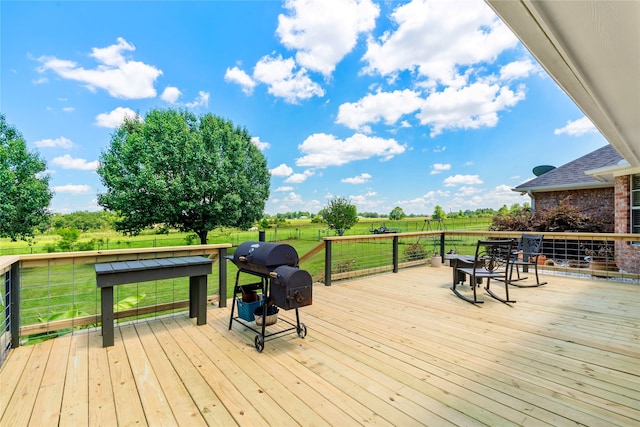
xmin=97 ymin=109 xmax=270 ymax=244
xmin=389 ymin=206 xmax=406 ymax=221
xmin=0 ymin=114 xmax=52 ymax=241
xmin=323 ymin=196 xmax=358 ymax=236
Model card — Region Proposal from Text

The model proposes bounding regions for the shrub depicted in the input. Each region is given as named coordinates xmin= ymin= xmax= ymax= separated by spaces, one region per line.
xmin=489 ymin=209 xmax=532 ymax=231
xmin=335 ymin=258 xmax=355 ymax=273
xmin=404 ymin=243 xmax=427 ymax=261
xmin=489 ymin=198 xmax=612 ymax=232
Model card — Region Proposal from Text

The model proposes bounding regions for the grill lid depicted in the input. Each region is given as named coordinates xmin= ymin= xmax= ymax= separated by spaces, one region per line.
xmin=232 ymin=241 xmax=299 ymax=275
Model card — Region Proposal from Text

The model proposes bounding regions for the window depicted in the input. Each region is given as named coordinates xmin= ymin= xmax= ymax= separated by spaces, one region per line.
xmin=632 ymin=174 xmax=640 ymax=234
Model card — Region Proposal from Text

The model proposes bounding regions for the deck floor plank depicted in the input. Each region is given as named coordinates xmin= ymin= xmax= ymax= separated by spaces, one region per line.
xmin=107 ymin=328 xmax=147 ymax=426
xmin=0 ymin=342 xmax=33 ymax=419
xmin=147 ymin=317 xmax=241 ymax=426
xmin=87 ymin=332 xmax=118 ymax=426
xmin=60 ymin=333 xmax=90 ymax=426
xmin=120 ymin=324 xmax=179 ymax=426
xmin=133 ymin=321 xmax=209 ymax=426
xmin=1 ymin=267 xmax=638 ymax=426
xmin=1 ymin=339 xmax=53 ymax=426
xmin=210 ymin=315 xmax=395 ymax=426
xmin=218 ymin=318 xmax=364 ymax=426
xmin=29 ymin=334 xmax=72 ymax=425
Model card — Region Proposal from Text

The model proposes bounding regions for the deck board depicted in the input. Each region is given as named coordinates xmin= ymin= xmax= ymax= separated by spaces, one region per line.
xmin=1 ymin=266 xmax=638 ymax=426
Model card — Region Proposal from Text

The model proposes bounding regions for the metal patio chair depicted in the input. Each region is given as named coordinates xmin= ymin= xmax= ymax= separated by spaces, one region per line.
xmin=509 ymin=234 xmax=547 ymax=287
xmin=451 ymin=239 xmax=516 ymax=304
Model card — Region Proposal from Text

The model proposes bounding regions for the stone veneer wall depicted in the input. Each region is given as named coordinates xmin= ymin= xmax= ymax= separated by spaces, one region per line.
xmin=534 ymin=188 xmax=615 ymax=232
xmin=614 ymin=175 xmax=640 ymax=274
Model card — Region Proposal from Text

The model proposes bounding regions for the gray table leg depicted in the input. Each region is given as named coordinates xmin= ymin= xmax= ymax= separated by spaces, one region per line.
xmin=190 ymin=275 xmax=207 ymax=325
xmin=101 ymin=287 xmax=114 ymax=347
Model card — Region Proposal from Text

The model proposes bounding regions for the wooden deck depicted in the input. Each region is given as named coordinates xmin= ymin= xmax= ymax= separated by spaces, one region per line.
xmin=1 ymin=267 xmax=639 ymax=426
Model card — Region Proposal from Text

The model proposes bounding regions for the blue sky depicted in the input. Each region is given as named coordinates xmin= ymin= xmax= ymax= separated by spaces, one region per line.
xmin=1 ymin=0 xmax=608 ymax=216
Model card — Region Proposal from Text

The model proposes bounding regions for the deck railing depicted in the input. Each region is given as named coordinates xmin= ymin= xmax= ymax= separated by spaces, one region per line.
xmin=318 ymin=231 xmax=640 ymax=286
xmin=0 ymin=245 xmax=230 ymax=364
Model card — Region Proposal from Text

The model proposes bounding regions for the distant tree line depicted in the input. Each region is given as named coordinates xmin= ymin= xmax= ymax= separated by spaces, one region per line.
xmin=51 ymin=211 xmax=118 ymax=231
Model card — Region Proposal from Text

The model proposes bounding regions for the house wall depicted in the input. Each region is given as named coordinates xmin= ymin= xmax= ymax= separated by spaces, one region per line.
xmin=533 ymin=188 xmax=615 ymax=232
xmin=614 ymin=175 xmax=640 ymax=274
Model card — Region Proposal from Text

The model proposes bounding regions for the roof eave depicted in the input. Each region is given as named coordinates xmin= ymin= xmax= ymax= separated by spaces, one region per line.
xmin=513 ymin=181 xmax=613 ymax=194
xmin=485 ymin=0 xmax=640 ymax=167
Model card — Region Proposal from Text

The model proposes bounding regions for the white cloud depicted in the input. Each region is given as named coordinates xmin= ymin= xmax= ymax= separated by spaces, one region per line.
xmin=433 ymin=145 xmax=446 ymax=153
xmin=184 ymin=91 xmax=210 ymax=108
xmin=457 ymin=186 xmax=482 ymax=196
xmin=363 ymin=0 xmax=518 ymax=85
xmin=285 ymin=173 xmax=309 ymax=184
xmin=52 ymin=184 xmax=92 ymax=194
xmin=417 ymin=83 xmax=525 ymax=136
xmin=276 ymin=0 xmax=379 ymax=76
xmin=336 ymin=89 xmax=424 ymax=131
xmin=348 ymin=191 xmax=382 ymax=210
xmin=95 ymin=107 xmax=139 ymax=128
xmin=296 ymin=133 xmax=406 ymax=168
xmin=271 ymin=193 xmax=323 ymax=214
xmin=33 ymin=136 xmax=73 ymax=149
xmin=443 ymin=174 xmax=483 ymax=187
xmin=499 ymin=59 xmax=539 ymax=81
xmin=430 ymin=163 xmax=451 ymax=175
xmin=270 ymin=163 xmax=294 ymax=177
xmin=447 ymin=184 xmax=522 ymax=211
xmin=161 ymin=86 xmax=182 ymax=103
xmin=275 ymin=186 xmax=294 ymax=192
xmin=395 ymin=189 xmax=450 ymax=214
xmin=62 ymin=107 xmax=74 ymax=112
xmin=282 ymin=191 xmax=304 ymax=205
xmin=253 ymin=54 xmax=324 ymax=104
xmin=51 ymin=154 xmax=99 ymax=171
xmin=224 ymin=66 xmax=256 ymax=94
xmin=342 ymin=173 xmax=372 ymax=184
xmin=37 ymin=37 xmax=162 ymax=99
xmin=252 ymin=136 xmax=271 ymax=151
xmin=554 ymin=116 xmax=598 ymax=136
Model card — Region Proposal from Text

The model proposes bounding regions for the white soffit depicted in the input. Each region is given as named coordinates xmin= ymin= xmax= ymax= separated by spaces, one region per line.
xmin=486 ymin=0 xmax=640 ymax=167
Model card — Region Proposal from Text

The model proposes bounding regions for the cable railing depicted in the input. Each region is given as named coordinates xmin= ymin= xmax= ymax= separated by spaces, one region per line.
xmin=0 ymin=245 xmax=230 ymax=361
xmin=317 ymin=231 xmax=640 ymax=286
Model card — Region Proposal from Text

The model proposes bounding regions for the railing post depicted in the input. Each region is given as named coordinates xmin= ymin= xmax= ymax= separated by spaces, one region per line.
xmin=10 ymin=261 xmax=20 ymax=348
xmin=393 ymin=235 xmax=399 ymax=273
xmin=218 ymin=248 xmax=227 ymax=307
xmin=440 ymin=232 xmax=446 ymax=258
xmin=324 ymin=239 xmax=332 ymax=286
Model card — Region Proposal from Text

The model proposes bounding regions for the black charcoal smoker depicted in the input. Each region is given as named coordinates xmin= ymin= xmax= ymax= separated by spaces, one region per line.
xmin=227 ymin=241 xmax=312 ymax=352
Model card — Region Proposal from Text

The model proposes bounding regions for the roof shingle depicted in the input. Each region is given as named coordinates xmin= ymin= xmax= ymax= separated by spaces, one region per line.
xmin=514 ymin=145 xmax=623 ymax=191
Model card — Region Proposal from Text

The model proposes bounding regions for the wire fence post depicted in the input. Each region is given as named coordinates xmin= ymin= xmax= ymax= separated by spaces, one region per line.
xmin=393 ymin=235 xmax=399 ymax=273
xmin=324 ymin=239 xmax=332 ymax=286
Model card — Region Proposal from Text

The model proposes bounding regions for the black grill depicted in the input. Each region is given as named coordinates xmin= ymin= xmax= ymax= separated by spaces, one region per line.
xmin=228 ymin=241 xmax=312 ymax=352
xmin=232 ymin=241 xmax=298 ymax=275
